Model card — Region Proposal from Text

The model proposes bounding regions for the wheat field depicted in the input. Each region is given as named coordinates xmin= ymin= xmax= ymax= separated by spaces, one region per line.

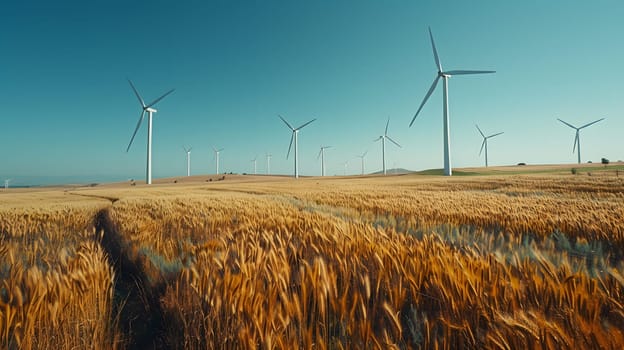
xmin=2 ymin=172 xmax=624 ymax=348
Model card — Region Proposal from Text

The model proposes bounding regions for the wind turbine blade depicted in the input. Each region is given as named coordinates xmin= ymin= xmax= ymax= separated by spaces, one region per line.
xmin=147 ymin=88 xmax=175 ymax=108
xmin=126 ymin=110 xmax=145 ymax=152
xmin=279 ymin=115 xmax=294 ymax=130
xmin=475 ymin=124 xmax=485 ymax=138
xmin=557 ymin=118 xmax=577 ymax=129
xmin=374 ymin=136 xmax=382 ymax=142
xmin=386 ymin=136 xmax=402 ymax=148
xmin=188 ymin=147 xmax=192 ymax=152
xmin=128 ymin=79 xmax=146 ymax=107
xmin=296 ymin=118 xmax=316 ymax=130
xmin=579 ymin=118 xmax=605 ymax=129
xmin=385 ymin=118 xmax=390 ymax=135
xmin=363 ymin=150 xmax=368 ymax=157
xmin=573 ymin=132 xmax=578 ymax=154
xmin=444 ymin=70 xmax=496 ymax=75
xmin=428 ymin=27 xmax=442 ymax=72
xmin=410 ymin=75 xmax=440 ymax=127
xmin=286 ymin=133 xmax=294 ymax=159
xmin=218 ymin=148 xmax=224 ymax=152
xmin=479 ymin=139 xmax=486 ymax=156
xmin=317 ymin=149 xmax=322 ymax=160
xmin=488 ymin=132 xmax=504 ymax=138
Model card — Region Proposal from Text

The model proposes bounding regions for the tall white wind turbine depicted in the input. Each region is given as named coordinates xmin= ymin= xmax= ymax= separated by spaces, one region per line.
xmin=318 ymin=146 xmax=332 ymax=177
xmin=356 ymin=151 xmax=368 ymax=175
xmin=126 ymin=80 xmax=175 ymax=185
xmin=279 ymin=115 xmax=316 ymax=179
xmin=375 ymin=118 xmax=401 ymax=175
xmin=557 ymin=118 xmax=604 ymax=164
xmin=212 ymin=147 xmax=224 ymax=174
xmin=183 ymin=146 xmax=192 ymax=176
xmin=409 ymin=27 xmax=495 ymax=176
xmin=250 ymin=156 xmax=257 ymax=175
xmin=266 ymin=153 xmax=272 ymax=175
xmin=475 ymin=125 xmax=503 ymax=167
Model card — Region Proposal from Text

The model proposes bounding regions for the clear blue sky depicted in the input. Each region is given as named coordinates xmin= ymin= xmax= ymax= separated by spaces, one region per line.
xmin=1 ymin=1 xmax=622 ymax=185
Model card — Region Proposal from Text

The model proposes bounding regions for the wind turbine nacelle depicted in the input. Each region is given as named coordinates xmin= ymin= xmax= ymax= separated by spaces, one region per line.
xmin=146 ymin=107 xmax=158 ymax=113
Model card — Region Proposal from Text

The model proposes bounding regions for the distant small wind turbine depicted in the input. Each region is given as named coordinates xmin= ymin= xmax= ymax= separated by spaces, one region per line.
xmin=250 ymin=156 xmax=257 ymax=175
xmin=183 ymin=146 xmax=192 ymax=176
xmin=475 ymin=125 xmax=503 ymax=167
xmin=266 ymin=153 xmax=272 ymax=175
xmin=279 ymin=115 xmax=316 ymax=179
xmin=343 ymin=161 xmax=349 ymax=176
xmin=126 ymin=79 xmax=175 ymax=185
xmin=557 ymin=118 xmax=604 ymax=164
xmin=356 ymin=151 xmax=368 ymax=175
xmin=375 ymin=118 xmax=401 ymax=175
xmin=4 ymin=179 xmax=10 ymax=190
xmin=318 ymin=146 xmax=332 ymax=177
xmin=212 ymin=147 xmax=224 ymax=174
xmin=409 ymin=27 xmax=495 ymax=176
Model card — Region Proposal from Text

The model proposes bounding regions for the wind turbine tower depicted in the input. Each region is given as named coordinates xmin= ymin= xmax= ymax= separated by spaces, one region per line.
xmin=375 ymin=118 xmax=401 ymax=175
xmin=126 ymin=80 xmax=175 ymax=185
xmin=318 ymin=146 xmax=332 ymax=176
xmin=213 ymin=147 xmax=224 ymax=174
xmin=557 ymin=118 xmax=604 ymax=164
xmin=409 ymin=27 xmax=495 ymax=176
xmin=343 ymin=161 xmax=349 ymax=176
xmin=279 ymin=115 xmax=316 ymax=179
xmin=183 ymin=146 xmax=192 ymax=176
xmin=357 ymin=151 xmax=368 ymax=175
xmin=475 ymin=125 xmax=503 ymax=167
xmin=4 ymin=179 xmax=10 ymax=190
xmin=266 ymin=153 xmax=272 ymax=175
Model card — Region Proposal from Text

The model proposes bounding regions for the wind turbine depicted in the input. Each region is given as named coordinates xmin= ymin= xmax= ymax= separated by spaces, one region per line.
xmin=318 ymin=146 xmax=332 ymax=177
xmin=266 ymin=153 xmax=272 ymax=175
xmin=475 ymin=125 xmax=503 ymax=167
xmin=279 ymin=115 xmax=316 ymax=179
xmin=250 ymin=156 xmax=257 ymax=175
xmin=557 ymin=118 xmax=604 ymax=164
xmin=4 ymin=179 xmax=10 ymax=190
xmin=183 ymin=146 xmax=192 ymax=177
xmin=356 ymin=151 xmax=368 ymax=175
xmin=212 ymin=147 xmax=224 ymax=174
xmin=126 ymin=79 xmax=175 ymax=185
xmin=343 ymin=161 xmax=349 ymax=176
xmin=126 ymin=80 xmax=175 ymax=185
xmin=409 ymin=27 xmax=495 ymax=176
xmin=375 ymin=118 xmax=401 ymax=175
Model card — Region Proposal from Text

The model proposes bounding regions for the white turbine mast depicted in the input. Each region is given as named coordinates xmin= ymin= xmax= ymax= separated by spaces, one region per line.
xmin=375 ymin=118 xmax=401 ymax=175
xmin=183 ymin=146 xmax=192 ymax=176
xmin=279 ymin=115 xmax=316 ymax=179
xmin=212 ymin=147 xmax=224 ymax=174
xmin=356 ymin=150 xmax=368 ymax=175
xmin=557 ymin=118 xmax=604 ymax=164
xmin=126 ymin=79 xmax=175 ymax=185
xmin=475 ymin=125 xmax=503 ymax=167
xmin=266 ymin=153 xmax=272 ymax=175
xmin=409 ymin=27 xmax=495 ymax=176
xmin=318 ymin=146 xmax=332 ymax=177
